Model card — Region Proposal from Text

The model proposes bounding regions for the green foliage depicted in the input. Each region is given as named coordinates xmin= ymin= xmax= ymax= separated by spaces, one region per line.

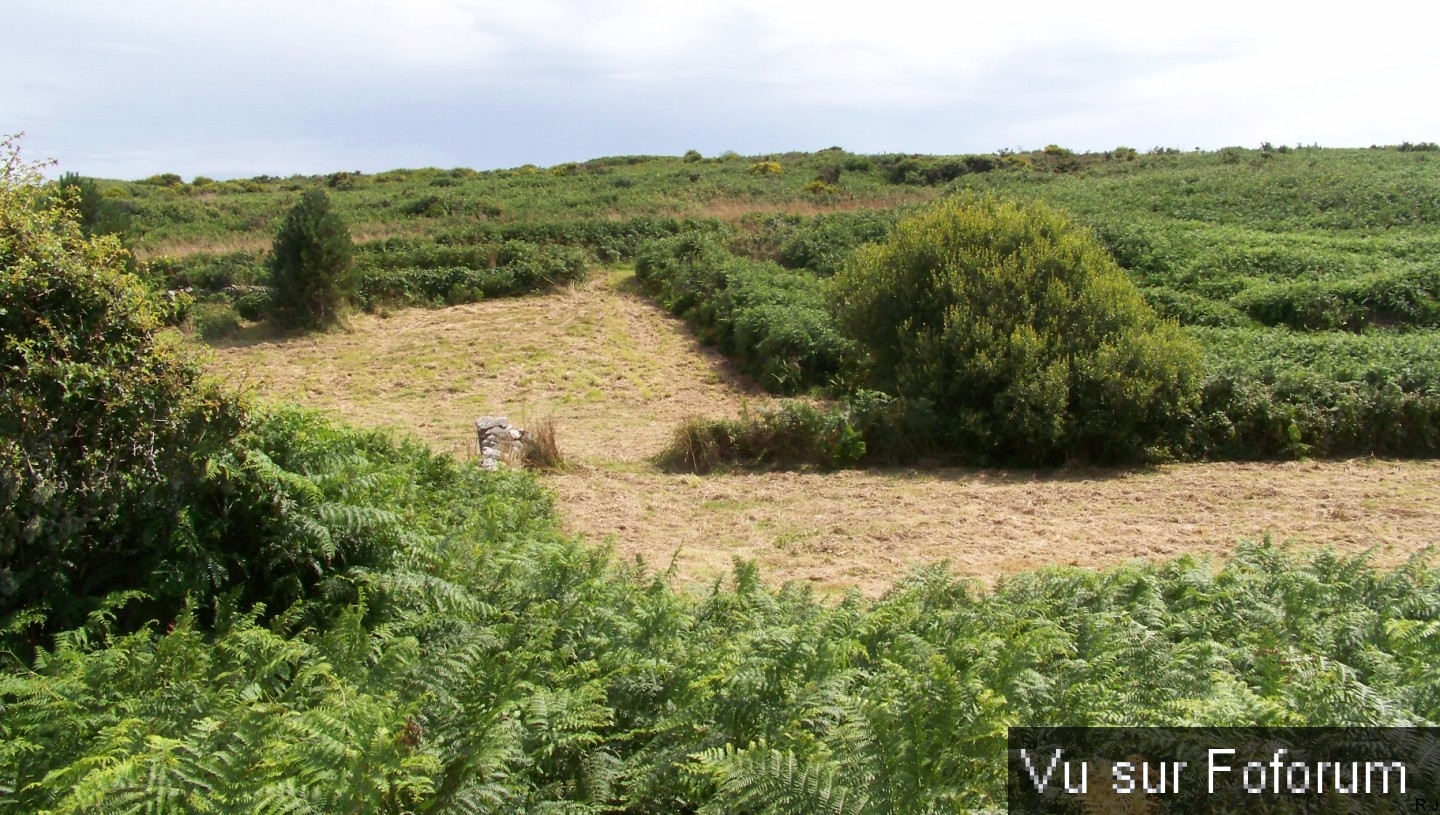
xmin=635 ymin=233 xmax=849 ymax=393
xmin=658 ymin=402 xmax=866 ymax=473
xmin=144 ymin=250 xmax=267 ymax=292
xmin=832 ymin=194 xmax=1205 ymax=464
xmin=429 ymin=215 xmax=727 ymax=263
xmin=11 ymin=501 xmax=1439 ymax=812
xmin=0 ymin=138 xmax=246 ymax=633
xmin=7 ymin=223 xmax=1440 ymax=809
xmin=190 ymin=301 xmax=241 ymax=341
xmin=659 ymin=391 xmax=931 ymax=472
xmin=1186 ymin=327 xmax=1440 ymax=458
xmin=774 ymin=211 xmax=898 ymax=276
xmin=54 ymin=173 xmax=130 ymax=239
xmin=266 ymin=189 xmax=354 ymax=329
xmin=878 ymin=153 xmax=1005 ymax=185
xmin=353 ymin=241 xmax=587 ymax=309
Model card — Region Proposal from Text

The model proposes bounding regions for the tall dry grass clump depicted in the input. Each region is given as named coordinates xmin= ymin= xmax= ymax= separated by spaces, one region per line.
xmin=521 ymin=416 xmax=566 ymax=471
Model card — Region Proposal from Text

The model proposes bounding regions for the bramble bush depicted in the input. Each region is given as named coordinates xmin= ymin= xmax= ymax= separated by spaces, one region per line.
xmin=658 ymin=402 xmax=866 ymax=473
xmin=832 ymin=194 xmax=1204 ymax=465
xmin=0 ymin=138 xmax=245 ymax=633
xmin=1186 ymin=327 xmax=1440 ymax=459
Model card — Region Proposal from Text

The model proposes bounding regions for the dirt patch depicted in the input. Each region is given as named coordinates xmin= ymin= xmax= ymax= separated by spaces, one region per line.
xmin=204 ymin=271 xmax=1440 ymax=597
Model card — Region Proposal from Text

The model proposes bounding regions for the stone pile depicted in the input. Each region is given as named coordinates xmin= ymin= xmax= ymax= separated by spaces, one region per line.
xmin=475 ymin=416 xmax=532 ymax=470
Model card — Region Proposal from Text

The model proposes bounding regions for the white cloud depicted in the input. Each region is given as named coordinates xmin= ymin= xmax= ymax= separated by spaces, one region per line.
xmin=3 ymin=0 xmax=1436 ymax=177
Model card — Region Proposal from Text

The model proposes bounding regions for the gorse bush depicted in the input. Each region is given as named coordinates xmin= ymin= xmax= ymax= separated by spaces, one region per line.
xmin=832 ymin=194 xmax=1204 ymax=464
xmin=54 ymin=172 xmax=130 ymax=239
xmin=353 ymin=241 xmax=587 ymax=309
xmin=636 ymin=233 xmax=849 ymax=393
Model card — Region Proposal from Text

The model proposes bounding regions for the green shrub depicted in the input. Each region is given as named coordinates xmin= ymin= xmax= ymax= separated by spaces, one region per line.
xmin=657 ymin=402 xmax=865 ymax=473
xmin=232 ymin=286 xmax=271 ymax=320
xmin=401 ymin=193 xmax=455 ymax=217
xmin=636 ymin=233 xmax=849 ymax=393
xmin=0 ymin=138 xmax=247 ymax=633
xmin=1230 ymin=269 xmax=1440 ymax=331
xmin=1142 ymin=286 xmax=1252 ymax=327
xmin=143 ymin=172 xmax=184 ymax=188
xmin=832 ymin=194 xmax=1205 ymax=465
xmin=267 ymin=189 xmax=355 ymax=329
xmin=191 ymin=301 xmax=242 ymax=341
xmin=55 ymin=172 xmax=129 ymax=238
xmin=353 ymin=242 xmax=586 ymax=309
xmin=776 ymin=211 xmax=897 ymax=276
xmin=144 ymin=250 xmax=266 ymax=292
xmin=1185 ymin=327 xmax=1440 ymax=459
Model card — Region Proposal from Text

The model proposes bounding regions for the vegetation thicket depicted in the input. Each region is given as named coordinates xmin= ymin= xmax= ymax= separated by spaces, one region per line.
xmin=0 ymin=137 xmax=246 ymax=633
xmin=266 ymin=188 xmax=355 ymax=329
xmin=635 ymin=232 xmax=850 ymax=394
xmin=622 ymin=146 xmax=1440 ymax=468
xmin=54 ymin=172 xmax=129 ymax=239
xmin=9 ymin=137 xmax=1440 ymax=812
xmin=833 ymin=194 xmax=1204 ymax=465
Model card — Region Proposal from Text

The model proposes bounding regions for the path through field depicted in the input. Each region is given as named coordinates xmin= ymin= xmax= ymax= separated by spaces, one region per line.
xmin=206 ymin=272 xmax=1440 ymax=596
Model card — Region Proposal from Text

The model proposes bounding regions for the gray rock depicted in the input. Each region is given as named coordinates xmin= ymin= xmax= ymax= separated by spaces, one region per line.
xmin=476 ymin=416 xmax=509 ymax=432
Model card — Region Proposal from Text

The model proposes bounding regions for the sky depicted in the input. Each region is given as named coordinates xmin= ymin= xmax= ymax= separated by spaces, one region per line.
xmin=4 ymin=1 xmax=1438 ymax=180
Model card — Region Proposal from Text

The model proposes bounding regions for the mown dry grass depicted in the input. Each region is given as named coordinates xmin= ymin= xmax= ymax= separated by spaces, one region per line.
xmin=203 ymin=270 xmax=1440 ymax=597
xmin=204 ymin=270 xmax=773 ymax=460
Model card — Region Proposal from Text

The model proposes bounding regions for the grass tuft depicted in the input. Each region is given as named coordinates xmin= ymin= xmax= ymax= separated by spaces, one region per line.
xmin=522 ymin=416 xmax=566 ymax=471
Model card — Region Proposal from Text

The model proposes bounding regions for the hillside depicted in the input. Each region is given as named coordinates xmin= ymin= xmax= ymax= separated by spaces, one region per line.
xmin=11 ymin=139 xmax=1440 ymax=812
xmin=145 ymin=143 xmax=1440 ymax=592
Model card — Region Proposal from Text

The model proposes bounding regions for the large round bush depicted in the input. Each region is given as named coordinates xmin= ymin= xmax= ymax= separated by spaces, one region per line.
xmin=831 ymin=194 xmax=1203 ymax=464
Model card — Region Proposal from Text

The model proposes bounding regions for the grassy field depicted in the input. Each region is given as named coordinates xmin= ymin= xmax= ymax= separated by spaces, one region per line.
xmin=204 ymin=268 xmax=1440 ymax=595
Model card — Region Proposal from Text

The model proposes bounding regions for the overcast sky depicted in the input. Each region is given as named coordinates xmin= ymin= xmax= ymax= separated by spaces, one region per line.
xmin=4 ymin=1 xmax=1438 ymax=180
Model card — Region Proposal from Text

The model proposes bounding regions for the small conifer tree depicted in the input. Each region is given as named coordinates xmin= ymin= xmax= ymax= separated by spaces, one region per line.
xmin=268 ymin=188 xmax=353 ymax=329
